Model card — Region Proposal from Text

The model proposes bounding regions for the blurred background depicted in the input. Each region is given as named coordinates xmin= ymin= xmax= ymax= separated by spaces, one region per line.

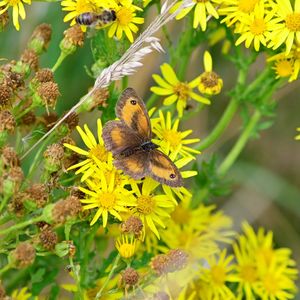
xmin=1 ymin=2 xmax=299 ymax=294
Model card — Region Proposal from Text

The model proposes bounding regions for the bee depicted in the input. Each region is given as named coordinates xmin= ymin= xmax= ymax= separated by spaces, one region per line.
xmin=75 ymin=10 xmax=116 ymax=27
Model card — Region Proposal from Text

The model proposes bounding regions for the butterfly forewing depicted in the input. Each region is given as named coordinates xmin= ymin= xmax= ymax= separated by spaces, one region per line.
xmin=148 ymin=150 xmax=183 ymax=187
xmin=116 ymin=88 xmax=152 ymax=140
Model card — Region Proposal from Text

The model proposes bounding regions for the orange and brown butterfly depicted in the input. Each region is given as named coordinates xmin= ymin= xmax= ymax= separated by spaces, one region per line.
xmin=102 ymin=88 xmax=183 ymax=187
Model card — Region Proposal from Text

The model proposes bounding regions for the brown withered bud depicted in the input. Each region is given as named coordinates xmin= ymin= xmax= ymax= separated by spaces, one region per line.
xmin=37 ymin=81 xmax=60 ymax=108
xmin=36 ymin=221 xmax=50 ymax=230
xmin=167 ymin=249 xmax=188 ymax=272
xmin=89 ymin=87 xmax=109 ymax=110
xmin=21 ymin=49 xmax=39 ymax=71
xmin=8 ymin=192 xmax=27 ymax=216
xmin=0 ymin=110 xmax=16 ymax=133
xmin=11 ymin=242 xmax=36 ymax=268
xmin=64 ymin=24 xmax=85 ymax=47
xmin=64 ymin=111 xmax=79 ymax=131
xmin=40 ymin=112 xmax=58 ymax=130
xmin=26 ymin=183 xmax=49 ymax=208
xmin=150 ymin=254 xmax=170 ymax=276
xmin=0 ymin=83 xmax=11 ymax=108
xmin=4 ymin=69 xmax=24 ymax=90
xmin=29 ymin=23 xmax=52 ymax=54
xmin=0 ymin=11 xmax=9 ymax=32
xmin=52 ymin=195 xmax=82 ymax=224
xmin=35 ymin=68 xmax=54 ymax=83
xmin=43 ymin=143 xmax=64 ymax=173
xmin=154 ymin=292 xmax=170 ymax=300
xmin=4 ymin=166 xmax=24 ymax=192
xmin=121 ymin=267 xmax=139 ymax=287
xmin=40 ymin=228 xmax=58 ymax=250
xmin=121 ymin=216 xmax=143 ymax=238
xmin=1 ymin=146 xmax=20 ymax=168
xmin=20 ymin=111 xmax=36 ymax=126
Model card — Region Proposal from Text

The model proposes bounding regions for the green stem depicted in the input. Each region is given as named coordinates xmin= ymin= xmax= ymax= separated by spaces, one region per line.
xmin=146 ymin=93 xmax=159 ymax=109
xmin=122 ymin=76 xmax=128 ymax=90
xmin=95 ymin=254 xmax=121 ymax=300
xmin=0 ymin=262 xmax=13 ymax=277
xmin=52 ymin=52 xmax=68 ymax=73
xmin=218 ymin=110 xmax=261 ymax=176
xmin=0 ymin=215 xmax=44 ymax=236
xmin=15 ymin=105 xmax=35 ymax=121
xmin=0 ymin=213 xmax=12 ymax=225
xmin=0 ymin=193 xmax=12 ymax=214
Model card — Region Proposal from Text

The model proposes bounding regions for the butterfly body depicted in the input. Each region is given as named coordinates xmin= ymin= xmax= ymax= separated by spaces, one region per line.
xmin=102 ymin=88 xmax=183 ymax=187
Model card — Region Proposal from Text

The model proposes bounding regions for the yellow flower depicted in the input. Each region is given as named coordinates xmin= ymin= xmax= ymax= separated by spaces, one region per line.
xmin=173 ymin=0 xmax=220 ymax=31
xmin=151 ymin=110 xmax=200 ymax=158
xmin=79 ymin=168 xmax=136 ymax=226
xmin=198 ymin=51 xmax=223 ymax=95
xmin=131 ymin=177 xmax=175 ymax=239
xmin=11 ymin=287 xmax=34 ymax=300
xmin=0 ymin=0 xmax=31 ymax=30
xmin=198 ymin=250 xmax=236 ymax=300
xmin=295 ymin=127 xmax=300 ymax=140
xmin=64 ymin=119 xmax=112 ymax=181
xmin=268 ymin=0 xmax=300 ymax=54
xmin=115 ymin=234 xmax=137 ymax=258
xmin=150 ymin=63 xmax=210 ymax=118
xmin=108 ymin=0 xmax=144 ymax=43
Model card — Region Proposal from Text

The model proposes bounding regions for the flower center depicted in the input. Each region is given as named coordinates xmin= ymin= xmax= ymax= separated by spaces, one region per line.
xmin=173 ymin=82 xmax=190 ymax=100
xmin=263 ymin=274 xmax=279 ymax=294
xmin=98 ymin=192 xmax=116 ymax=209
xmin=200 ymin=72 xmax=219 ymax=87
xmin=171 ymin=206 xmax=191 ymax=225
xmin=162 ymin=129 xmax=182 ymax=149
xmin=7 ymin=0 xmax=20 ymax=6
xmin=137 ymin=195 xmax=155 ymax=215
xmin=238 ymin=0 xmax=259 ymax=13
xmin=117 ymin=8 xmax=133 ymax=25
xmin=211 ymin=265 xmax=226 ymax=285
xmin=240 ymin=264 xmax=257 ymax=283
xmin=249 ymin=18 xmax=266 ymax=35
xmin=285 ymin=13 xmax=300 ymax=32
xmin=274 ymin=60 xmax=293 ymax=77
xmin=89 ymin=145 xmax=108 ymax=162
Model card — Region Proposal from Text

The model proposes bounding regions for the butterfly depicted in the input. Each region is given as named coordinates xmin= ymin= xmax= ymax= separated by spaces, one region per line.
xmin=102 ymin=88 xmax=183 ymax=187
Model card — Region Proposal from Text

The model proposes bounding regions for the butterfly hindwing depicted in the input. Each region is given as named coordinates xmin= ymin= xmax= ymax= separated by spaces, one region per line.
xmin=116 ymin=88 xmax=151 ymax=140
xmin=102 ymin=120 xmax=143 ymax=156
xmin=148 ymin=150 xmax=183 ymax=187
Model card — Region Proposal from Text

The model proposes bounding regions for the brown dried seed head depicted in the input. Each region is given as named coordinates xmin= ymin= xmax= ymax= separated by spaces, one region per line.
xmin=64 ymin=25 xmax=85 ymax=47
xmin=90 ymin=87 xmax=109 ymax=110
xmin=4 ymin=70 xmax=24 ymax=90
xmin=44 ymin=143 xmax=64 ymax=160
xmin=40 ymin=228 xmax=58 ymax=250
xmin=167 ymin=249 xmax=188 ymax=272
xmin=121 ymin=267 xmax=139 ymax=287
xmin=7 ymin=166 xmax=24 ymax=187
xmin=35 ymin=68 xmax=54 ymax=83
xmin=121 ymin=216 xmax=143 ymax=238
xmin=1 ymin=146 xmax=20 ymax=168
xmin=0 ymin=84 xmax=11 ymax=108
xmin=150 ymin=254 xmax=170 ymax=276
xmin=0 ymin=110 xmax=16 ymax=133
xmin=31 ymin=23 xmax=52 ymax=49
xmin=8 ymin=191 xmax=26 ymax=216
xmin=12 ymin=242 xmax=36 ymax=268
xmin=26 ymin=183 xmax=48 ymax=208
xmin=21 ymin=49 xmax=39 ymax=71
xmin=20 ymin=111 xmax=36 ymax=126
xmin=40 ymin=112 xmax=58 ymax=130
xmin=60 ymin=136 xmax=75 ymax=146
xmin=64 ymin=111 xmax=79 ymax=131
xmin=37 ymin=81 xmax=60 ymax=108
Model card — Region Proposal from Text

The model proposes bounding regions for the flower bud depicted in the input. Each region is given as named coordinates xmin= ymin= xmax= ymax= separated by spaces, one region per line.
xmin=28 ymin=24 xmax=52 ymax=54
xmin=120 ymin=216 xmax=143 ymax=238
xmin=1 ymin=167 xmax=24 ymax=198
xmin=198 ymin=71 xmax=223 ymax=95
xmin=25 ymin=183 xmax=49 ymax=208
xmin=60 ymin=25 xmax=85 ymax=56
xmin=54 ymin=240 xmax=76 ymax=257
xmin=34 ymin=81 xmax=60 ymax=109
xmin=20 ymin=49 xmax=39 ymax=72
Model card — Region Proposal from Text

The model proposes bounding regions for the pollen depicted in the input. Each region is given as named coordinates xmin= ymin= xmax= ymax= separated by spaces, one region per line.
xmin=162 ymin=129 xmax=182 ymax=149
xmin=238 ymin=0 xmax=259 ymax=13
xmin=211 ymin=265 xmax=226 ymax=285
xmin=249 ymin=18 xmax=266 ymax=35
xmin=285 ymin=13 xmax=300 ymax=32
xmin=99 ymin=192 xmax=116 ymax=209
xmin=240 ymin=264 xmax=258 ymax=283
xmin=173 ymin=82 xmax=190 ymax=100
xmin=117 ymin=8 xmax=133 ymax=26
xmin=89 ymin=144 xmax=108 ymax=162
xmin=137 ymin=195 xmax=155 ymax=215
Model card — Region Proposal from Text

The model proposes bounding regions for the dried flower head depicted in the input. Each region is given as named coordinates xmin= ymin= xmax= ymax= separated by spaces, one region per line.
xmin=20 ymin=111 xmax=36 ymax=126
xmin=0 ymin=83 xmax=11 ymax=108
xmin=40 ymin=112 xmax=58 ymax=130
xmin=121 ymin=267 xmax=139 ymax=287
xmin=63 ymin=24 xmax=85 ymax=47
xmin=167 ymin=249 xmax=188 ymax=272
xmin=0 ymin=110 xmax=16 ymax=133
xmin=52 ymin=195 xmax=82 ymax=224
xmin=85 ymin=87 xmax=109 ymax=111
xmin=37 ymin=81 xmax=60 ymax=108
xmin=43 ymin=143 xmax=65 ymax=173
xmin=64 ymin=111 xmax=79 ymax=131
xmin=21 ymin=49 xmax=39 ymax=71
xmin=40 ymin=228 xmax=58 ymax=250
xmin=150 ymin=254 xmax=170 ymax=276
xmin=121 ymin=216 xmax=143 ymax=238
xmin=26 ymin=183 xmax=48 ymax=208
xmin=8 ymin=191 xmax=27 ymax=216
xmin=11 ymin=242 xmax=36 ymax=268
xmin=1 ymin=146 xmax=20 ymax=168
xmin=29 ymin=23 xmax=52 ymax=54
xmin=3 ymin=69 xmax=24 ymax=90
xmin=35 ymin=68 xmax=54 ymax=83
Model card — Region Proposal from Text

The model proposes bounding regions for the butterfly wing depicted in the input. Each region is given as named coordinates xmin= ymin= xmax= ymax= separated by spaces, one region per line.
xmin=116 ymin=88 xmax=152 ymax=140
xmin=114 ymin=150 xmax=149 ymax=180
xmin=148 ymin=150 xmax=183 ymax=187
xmin=102 ymin=120 xmax=143 ymax=157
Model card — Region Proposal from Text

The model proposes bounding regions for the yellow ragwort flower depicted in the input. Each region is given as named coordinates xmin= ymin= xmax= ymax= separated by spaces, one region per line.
xmin=268 ymin=0 xmax=300 ymax=54
xmin=79 ymin=168 xmax=136 ymax=226
xmin=173 ymin=0 xmax=220 ymax=31
xmin=108 ymin=0 xmax=144 ymax=43
xmin=151 ymin=110 xmax=201 ymax=159
xmin=151 ymin=63 xmax=210 ymax=118
xmin=64 ymin=119 xmax=112 ymax=181
xmin=11 ymin=287 xmax=33 ymax=300
xmin=131 ymin=177 xmax=175 ymax=239
xmin=0 ymin=0 xmax=31 ymax=30
xmin=295 ymin=127 xmax=300 ymax=140
xmin=198 ymin=51 xmax=223 ymax=95
xmin=115 ymin=235 xmax=137 ymax=258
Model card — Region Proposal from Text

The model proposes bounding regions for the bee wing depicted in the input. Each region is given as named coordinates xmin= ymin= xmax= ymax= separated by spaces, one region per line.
xmin=147 ymin=150 xmax=183 ymax=187
xmin=102 ymin=120 xmax=143 ymax=157
xmin=116 ymin=88 xmax=152 ymax=140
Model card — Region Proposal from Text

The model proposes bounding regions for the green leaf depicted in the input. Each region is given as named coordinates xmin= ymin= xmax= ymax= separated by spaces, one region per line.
xmin=31 ymin=268 xmax=46 ymax=284
xmin=31 ymin=268 xmax=59 ymax=295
